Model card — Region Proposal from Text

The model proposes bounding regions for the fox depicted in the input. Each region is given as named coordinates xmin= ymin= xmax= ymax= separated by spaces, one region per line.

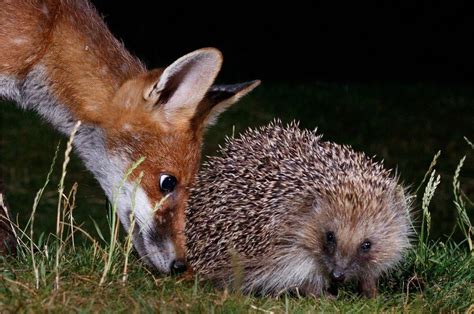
xmin=0 ymin=0 xmax=259 ymax=273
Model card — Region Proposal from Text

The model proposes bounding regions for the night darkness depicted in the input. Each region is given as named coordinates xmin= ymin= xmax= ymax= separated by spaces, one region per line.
xmin=91 ymin=1 xmax=474 ymax=83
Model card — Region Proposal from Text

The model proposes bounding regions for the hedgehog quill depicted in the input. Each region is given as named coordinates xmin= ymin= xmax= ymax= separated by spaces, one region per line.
xmin=185 ymin=120 xmax=413 ymax=298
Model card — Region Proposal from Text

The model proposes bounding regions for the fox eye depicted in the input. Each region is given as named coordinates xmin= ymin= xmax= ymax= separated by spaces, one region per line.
xmin=360 ymin=240 xmax=371 ymax=252
xmin=159 ymin=174 xmax=177 ymax=193
xmin=326 ymin=231 xmax=336 ymax=243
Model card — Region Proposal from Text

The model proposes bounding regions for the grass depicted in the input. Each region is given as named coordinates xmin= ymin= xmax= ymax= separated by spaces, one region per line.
xmin=1 ymin=82 xmax=473 ymax=311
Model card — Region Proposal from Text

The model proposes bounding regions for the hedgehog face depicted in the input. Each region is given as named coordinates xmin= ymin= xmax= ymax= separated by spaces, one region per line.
xmin=318 ymin=228 xmax=377 ymax=284
xmin=298 ymin=184 xmax=412 ymax=291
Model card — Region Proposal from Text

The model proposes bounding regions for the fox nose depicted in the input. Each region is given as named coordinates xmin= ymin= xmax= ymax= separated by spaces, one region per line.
xmin=171 ymin=259 xmax=187 ymax=274
xmin=330 ymin=269 xmax=345 ymax=283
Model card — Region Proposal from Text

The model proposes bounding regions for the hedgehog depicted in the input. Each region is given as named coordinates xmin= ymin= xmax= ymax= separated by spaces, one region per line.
xmin=185 ymin=120 xmax=412 ymax=298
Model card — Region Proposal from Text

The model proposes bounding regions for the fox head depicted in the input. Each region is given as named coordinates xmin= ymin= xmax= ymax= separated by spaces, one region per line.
xmin=98 ymin=48 xmax=259 ymax=273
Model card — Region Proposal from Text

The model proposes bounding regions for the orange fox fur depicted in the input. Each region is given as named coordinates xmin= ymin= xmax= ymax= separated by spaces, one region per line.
xmin=0 ymin=0 xmax=259 ymax=272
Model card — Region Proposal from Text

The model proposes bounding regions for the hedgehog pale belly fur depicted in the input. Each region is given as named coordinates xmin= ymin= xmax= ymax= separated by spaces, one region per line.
xmin=185 ymin=120 xmax=412 ymax=297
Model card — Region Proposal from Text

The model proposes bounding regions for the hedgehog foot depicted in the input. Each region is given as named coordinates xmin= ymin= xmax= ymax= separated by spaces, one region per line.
xmin=358 ymin=276 xmax=378 ymax=298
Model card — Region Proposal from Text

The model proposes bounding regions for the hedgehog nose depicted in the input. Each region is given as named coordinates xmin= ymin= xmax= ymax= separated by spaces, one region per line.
xmin=330 ymin=269 xmax=345 ymax=283
xmin=171 ymin=259 xmax=187 ymax=275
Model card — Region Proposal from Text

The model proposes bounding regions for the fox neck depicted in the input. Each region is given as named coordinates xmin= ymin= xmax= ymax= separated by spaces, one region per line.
xmin=2 ymin=63 xmax=136 ymax=218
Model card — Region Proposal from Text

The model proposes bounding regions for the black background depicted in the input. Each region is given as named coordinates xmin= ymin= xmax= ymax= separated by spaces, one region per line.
xmin=91 ymin=1 xmax=473 ymax=83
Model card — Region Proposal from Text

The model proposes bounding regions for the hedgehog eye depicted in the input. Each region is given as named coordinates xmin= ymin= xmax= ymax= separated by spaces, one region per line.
xmin=360 ymin=240 xmax=371 ymax=252
xmin=159 ymin=174 xmax=177 ymax=193
xmin=326 ymin=231 xmax=336 ymax=244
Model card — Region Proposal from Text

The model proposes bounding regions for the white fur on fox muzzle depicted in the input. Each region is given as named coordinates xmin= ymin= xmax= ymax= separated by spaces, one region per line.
xmin=143 ymin=236 xmax=176 ymax=273
xmin=111 ymin=178 xmax=176 ymax=273
xmin=127 ymin=222 xmax=176 ymax=273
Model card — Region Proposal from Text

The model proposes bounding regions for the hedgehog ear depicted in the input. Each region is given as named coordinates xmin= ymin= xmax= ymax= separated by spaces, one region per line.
xmin=192 ymin=80 xmax=261 ymax=128
xmin=311 ymin=198 xmax=323 ymax=214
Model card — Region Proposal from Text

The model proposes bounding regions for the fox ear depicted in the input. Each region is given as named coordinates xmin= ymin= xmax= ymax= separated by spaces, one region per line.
xmin=193 ymin=80 xmax=261 ymax=128
xmin=144 ymin=48 xmax=223 ymax=125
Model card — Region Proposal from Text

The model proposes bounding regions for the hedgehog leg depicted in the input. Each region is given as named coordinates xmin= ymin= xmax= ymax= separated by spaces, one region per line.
xmin=298 ymin=281 xmax=331 ymax=299
xmin=358 ymin=276 xmax=378 ymax=298
xmin=326 ymin=283 xmax=339 ymax=299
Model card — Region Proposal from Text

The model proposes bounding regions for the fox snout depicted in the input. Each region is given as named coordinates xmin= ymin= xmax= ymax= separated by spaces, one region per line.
xmin=118 ymin=182 xmax=187 ymax=274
